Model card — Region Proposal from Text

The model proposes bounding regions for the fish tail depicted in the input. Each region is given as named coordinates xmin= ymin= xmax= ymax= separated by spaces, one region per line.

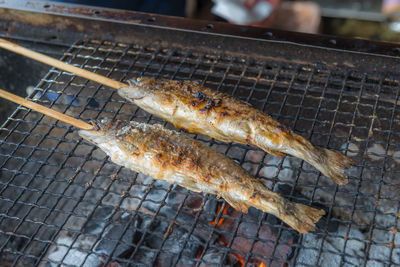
xmin=257 ymin=192 xmax=325 ymax=233
xmin=247 ymin=186 xmax=325 ymax=233
xmin=256 ymin=124 xmax=354 ymax=185
xmin=286 ymin=133 xmax=355 ymax=185
xmin=282 ymin=202 xmax=325 ymax=234
xmin=311 ymin=147 xmax=355 ymax=185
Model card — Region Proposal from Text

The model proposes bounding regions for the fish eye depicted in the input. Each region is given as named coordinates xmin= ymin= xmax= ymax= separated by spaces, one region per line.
xmin=136 ymin=77 xmax=142 ymax=82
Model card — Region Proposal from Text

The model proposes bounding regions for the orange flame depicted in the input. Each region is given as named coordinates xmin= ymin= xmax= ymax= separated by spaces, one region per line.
xmin=196 ymin=203 xmax=246 ymax=267
xmin=260 ymin=262 xmax=267 ymax=267
xmin=209 ymin=203 xmax=229 ymax=227
xmin=215 ymin=236 xmax=245 ymax=266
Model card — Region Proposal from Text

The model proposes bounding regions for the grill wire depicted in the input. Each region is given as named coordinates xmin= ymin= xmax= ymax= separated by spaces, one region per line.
xmin=0 ymin=39 xmax=399 ymax=266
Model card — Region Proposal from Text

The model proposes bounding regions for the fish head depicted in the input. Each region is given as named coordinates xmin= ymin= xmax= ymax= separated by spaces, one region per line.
xmin=118 ymin=76 xmax=156 ymax=100
xmin=78 ymin=123 xmax=103 ymax=146
xmin=78 ymin=118 xmax=122 ymax=144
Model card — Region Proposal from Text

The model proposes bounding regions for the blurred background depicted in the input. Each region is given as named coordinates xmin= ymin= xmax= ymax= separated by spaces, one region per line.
xmin=47 ymin=0 xmax=400 ymax=42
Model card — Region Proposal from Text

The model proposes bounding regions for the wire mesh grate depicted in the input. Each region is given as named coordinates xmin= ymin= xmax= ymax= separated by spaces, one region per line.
xmin=0 ymin=39 xmax=400 ymax=266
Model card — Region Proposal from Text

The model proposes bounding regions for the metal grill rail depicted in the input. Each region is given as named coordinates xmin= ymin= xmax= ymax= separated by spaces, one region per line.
xmin=0 ymin=39 xmax=399 ymax=266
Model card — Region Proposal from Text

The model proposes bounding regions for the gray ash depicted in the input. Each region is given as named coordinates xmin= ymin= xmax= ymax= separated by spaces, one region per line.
xmin=92 ymin=212 xmax=202 ymax=266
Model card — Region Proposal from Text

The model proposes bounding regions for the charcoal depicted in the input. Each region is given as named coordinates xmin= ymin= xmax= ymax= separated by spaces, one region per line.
xmin=203 ymin=198 xmax=219 ymax=221
xmin=82 ymin=206 xmax=114 ymax=234
xmin=94 ymin=213 xmax=142 ymax=257
xmin=199 ymin=248 xmax=230 ymax=266
xmin=2 ymin=38 xmax=399 ymax=267
xmin=91 ymin=211 xmax=204 ymax=266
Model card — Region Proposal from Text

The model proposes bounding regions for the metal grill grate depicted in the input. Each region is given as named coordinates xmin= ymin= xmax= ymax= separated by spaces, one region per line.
xmin=0 ymin=39 xmax=400 ymax=266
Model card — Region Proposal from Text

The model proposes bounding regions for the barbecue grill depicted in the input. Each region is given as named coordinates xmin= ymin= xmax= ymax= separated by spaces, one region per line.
xmin=1 ymin=1 xmax=400 ymax=266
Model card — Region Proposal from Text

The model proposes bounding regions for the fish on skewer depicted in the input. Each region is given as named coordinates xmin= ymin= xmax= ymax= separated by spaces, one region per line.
xmin=79 ymin=119 xmax=325 ymax=233
xmin=0 ymin=39 xmax=353 ymax=185
xmin=118 ymin=77 xmax=355 ymax=185
xmin=0 ymin=87 xmax=323 ymax=233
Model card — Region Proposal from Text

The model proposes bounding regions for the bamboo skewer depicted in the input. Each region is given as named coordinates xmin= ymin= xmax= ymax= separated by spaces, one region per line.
xmin=0 ymin=88 xmax=93 ymax=130
xmin=0 ymin=38 xmax=127 ymax=90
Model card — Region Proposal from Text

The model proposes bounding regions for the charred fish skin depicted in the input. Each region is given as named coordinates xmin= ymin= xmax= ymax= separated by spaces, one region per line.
xmin=79 ymin=119 xmax=325 ymax=233
xmin=118 ymin=77 xmax=355 ymax=185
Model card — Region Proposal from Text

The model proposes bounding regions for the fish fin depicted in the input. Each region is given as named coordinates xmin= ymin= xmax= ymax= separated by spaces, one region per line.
xmin=267 ymin=150 xmax=286 ymax=158
xmin=223 ymin=195 xmax=249 ymax=213
xmin=178 ymin=182 xmax=203 ymax=193
xmin=171 ymin=176 xmax=203 ymax=193
xmin=316 ymin=148 xmax=355 ymax=185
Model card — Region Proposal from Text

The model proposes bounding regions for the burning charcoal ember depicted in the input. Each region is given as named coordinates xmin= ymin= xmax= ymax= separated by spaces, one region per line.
xmin=215 ymin=209 xmax=297 ymax=266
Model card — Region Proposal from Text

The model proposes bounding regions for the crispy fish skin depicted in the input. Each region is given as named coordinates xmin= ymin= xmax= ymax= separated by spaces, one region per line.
xmin=79 ymin=120 xmax=325 ymax=233
xmin=118 ymin=77 xmax=355 ymax=185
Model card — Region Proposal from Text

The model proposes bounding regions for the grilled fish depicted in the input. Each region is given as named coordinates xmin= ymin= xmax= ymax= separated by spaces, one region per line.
xmin=79 ymin=119 xmax=325 ymax=233
xmin=118 ymin=77 xmax=355 ymax=185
